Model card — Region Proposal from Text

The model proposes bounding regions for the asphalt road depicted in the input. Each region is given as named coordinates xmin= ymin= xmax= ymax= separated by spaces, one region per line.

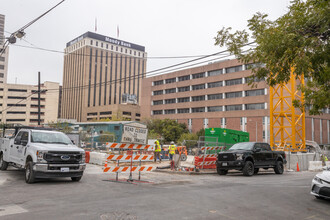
xmin=0 ymin=164 xmax=329 ymax=220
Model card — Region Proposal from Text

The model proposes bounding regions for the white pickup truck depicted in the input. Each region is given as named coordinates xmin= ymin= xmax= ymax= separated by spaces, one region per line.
xmin=0 ymin=127 xmax=86 ymax=183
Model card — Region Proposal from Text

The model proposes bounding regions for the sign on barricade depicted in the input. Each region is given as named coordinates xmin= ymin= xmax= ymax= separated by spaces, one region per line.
xmin=103 ymin=143 xmax=154 ymax=184
xmin=195 ymin=146 xmax=224 ymax=170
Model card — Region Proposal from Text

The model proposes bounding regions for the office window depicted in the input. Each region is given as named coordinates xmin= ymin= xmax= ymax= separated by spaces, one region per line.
xmin=245 ymin=103 xmax=265 ymax=110
xmin=192 ymin=95 xmax=205 ymax=102
xmin=245 ymin=89 xmax=265 ymax=97
xmin=192 ymin=72 xmax=205 ymax=79
xmin=122 ymin=111 xmax=131 ymax=116
xmin=178 ymin=86 xmax=190 ymax=92
xmin=8 ymin=89 xmax=28 ymax=92
xmin=0 ymin=65 xmax=4 ymax=70
xmin=100 ymin=111 xmax=112 ymax=115
xmin=153 ymin=100 xmax=163 ymax=105
xmin=7 ymin=111 xmax=26 ymax=114
xmin=177 ymin=108 xmax=189 ymax=114
xmin=0 ymin=57 xmax=4 ymax=61
xmin=90 ymin=40 xmax=93 ymax=45
xmin=87 ymin=112 xmax=97 ymax=116
xmin=164 ymin=109 xmax=175 ymax=114
xmin=7 ymin=104 xmax=26 ymax=107
xmin=153 ymin=90 xmax=163 ymax=95
xmin=226 ymin=65 xmax=243 ymax=73
xmin=225 ymin=78 xmax=243 ymax=86
xmin=178 ymin=75 xmax=190 ymax=82
xmin=208 ymin=69 xmax=222 ymax=76
xmin=192 ymin=107 xmax=205 ymax=113
xmin=225 ymin=104 xmax=242 ymax=111
xmin=96 ymin=41 xmax=98 ymax=46
xmin=208 ymin=106 xmax=223 ymax=112
xmin=165 ymin=78 xmax=176 ymax=84
xmin=7 ymin=119 xmax=25 ymax=122
xmin=8 ymin=96 xmax=26 ymax=99
xmin=136 ymin=113 xmax=141 ymax=117
xmin=153 ymin=80 xmax=163 ymax=86
xmin=208 ymin=93 xmax=222 ymax=100
xmin=165 ymin=99 xmax=176 ymax=104
xmin=101 ymin=43 xmax=103 ymax=48
xmin=165 ymin=88 xmax=176 ymax=94
xmin=208 ymin=81 xmax=222 ymax=88
xmin=153 ymin=110 xmax=162 ymax=115
xmin=192 ymin=84 xmax=205 ymax=90
xmin=225 ymin=91 xmax=242 ymax=99
xmin=177 ymin=97 xmax=190 ymax=103
xmin=114 ymin=126 xmax=120 ymax=130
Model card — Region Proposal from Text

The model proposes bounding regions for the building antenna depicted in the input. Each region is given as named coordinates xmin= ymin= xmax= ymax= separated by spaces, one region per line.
xmin=95 ymin=18 xmax=97 ymax=32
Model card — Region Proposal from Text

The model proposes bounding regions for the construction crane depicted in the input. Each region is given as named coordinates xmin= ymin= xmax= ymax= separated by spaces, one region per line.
xmin=269 ymin=68 xmax=306 ymax=152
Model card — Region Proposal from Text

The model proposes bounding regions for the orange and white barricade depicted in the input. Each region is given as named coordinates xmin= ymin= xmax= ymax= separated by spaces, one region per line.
xmin=104 ymin=143 xmax=155 ymax=183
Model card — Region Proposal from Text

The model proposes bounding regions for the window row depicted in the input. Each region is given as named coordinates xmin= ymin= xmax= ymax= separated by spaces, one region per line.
xmin=152 ymin=90 xmax=265 ymax=105
xmin=152 ymin=79 xmax=265 ymax=95
xmin=152 ymin=64 xmax=259 ymax=86
xmin=152 ymin=103 xmax=266 ymax=115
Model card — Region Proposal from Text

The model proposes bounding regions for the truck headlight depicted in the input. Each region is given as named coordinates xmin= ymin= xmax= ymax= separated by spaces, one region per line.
xmin=236 ymin=153 xmax=244 ymax=160
xmin=36 ymin=150 xmax=47 ymax=163
xmin=80 ymin=152 xmax=85 ymax=163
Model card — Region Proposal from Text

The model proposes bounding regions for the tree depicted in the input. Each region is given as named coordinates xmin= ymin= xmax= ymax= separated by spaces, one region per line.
xmin=98 ymin=131 xmax=115 ymax=143
xmin=196 ymin=128 xmax=205 ymax=138
xmin=144 ymin=119 xmax=189 ymax=143
xmin=214 ymin=0 xmax=329 ymax=115
xmin=177 ymin=133 xmax=198 ymax=148
xmin=48 ymin=121 xmax=73 ymax=133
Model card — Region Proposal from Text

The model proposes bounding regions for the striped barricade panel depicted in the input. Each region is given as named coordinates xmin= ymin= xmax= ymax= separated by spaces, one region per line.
xmin=199 ymin=154 xmax=218 ymax=158
xmin=107 ymin=155 xmax=154 ymax=161
xmin=200 ymin=146 xmax=224 ymax=151
xmin=106 ymin=143 xmax=154 ymax=151
xmin=103 ymin=166 xmax=154 ymax=173
xmin=196 ymin=161 xmax=217 ymax=166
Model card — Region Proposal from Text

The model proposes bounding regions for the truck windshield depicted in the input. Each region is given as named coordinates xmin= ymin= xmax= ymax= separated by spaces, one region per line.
xmin=31 ymin=131 xmax=72 ymax=145
xmin=229 ymin=142 xmax=254 ymax=150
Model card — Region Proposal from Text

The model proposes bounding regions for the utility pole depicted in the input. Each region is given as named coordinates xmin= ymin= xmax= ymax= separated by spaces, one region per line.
xmin=38 ymin=71 xmax=41 ymax=125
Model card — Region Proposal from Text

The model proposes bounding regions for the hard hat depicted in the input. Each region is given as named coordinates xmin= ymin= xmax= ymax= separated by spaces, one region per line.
xmin=170 ymin=141 xmax=174 ymax=144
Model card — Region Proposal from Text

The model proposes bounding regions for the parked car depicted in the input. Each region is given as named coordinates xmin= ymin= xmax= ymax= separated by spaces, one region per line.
xmin=217 ymin=142 xmax=287 ymax=176
xmin=0 ymin=127 xmax=86 ymax=183
xmin=311 ymin=167 xmax=330 ymax=200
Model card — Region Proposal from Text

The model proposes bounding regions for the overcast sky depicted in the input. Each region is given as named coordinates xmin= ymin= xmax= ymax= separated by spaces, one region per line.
xmin=1 ymin=0 xmax=290 ymax=85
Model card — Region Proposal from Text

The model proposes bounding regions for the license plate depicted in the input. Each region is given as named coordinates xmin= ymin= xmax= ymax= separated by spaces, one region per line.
xmin=61 ymin=167 xmax=69 ymax=172
xmin=222 ymin=162 xmax=228 ymax=166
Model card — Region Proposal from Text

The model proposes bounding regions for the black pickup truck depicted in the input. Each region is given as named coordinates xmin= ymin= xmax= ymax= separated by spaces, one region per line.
xmin=216 ymin=142 xmax=286 ymax=176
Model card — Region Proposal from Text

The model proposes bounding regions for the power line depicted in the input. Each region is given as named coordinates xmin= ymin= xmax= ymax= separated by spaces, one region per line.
xmin=11 ymin=43 xmax=232 ymax=59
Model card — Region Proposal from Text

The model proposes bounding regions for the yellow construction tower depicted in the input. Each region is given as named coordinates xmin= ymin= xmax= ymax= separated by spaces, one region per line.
xmin=269 ymin=69 xmax=306 ymax=152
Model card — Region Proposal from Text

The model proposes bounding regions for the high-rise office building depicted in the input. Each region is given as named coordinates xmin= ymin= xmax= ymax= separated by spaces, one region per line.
xmin=0 ymin=14 xmax=8 ymax=84
xmin=61 ymin=32 xmax=147 ymax=122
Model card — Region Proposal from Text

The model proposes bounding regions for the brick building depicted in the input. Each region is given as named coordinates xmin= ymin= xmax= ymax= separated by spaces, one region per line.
xmin=61 ymin=32 xmax=147 ymax=122
xmin=141 ymin=59 xmax=330 ymax=144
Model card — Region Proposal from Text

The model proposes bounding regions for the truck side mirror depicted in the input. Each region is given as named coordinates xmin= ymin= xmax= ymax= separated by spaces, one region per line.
xmin=14 ymin=137 xmax=21 ymax=145
xmin=21 ymin=139 xmax=28 ymax=146
xmin=255 ymin=148 xmax=261 ymax=152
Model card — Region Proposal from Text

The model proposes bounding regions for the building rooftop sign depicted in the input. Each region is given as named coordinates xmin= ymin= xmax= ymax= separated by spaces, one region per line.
xmin=66 ymin=31 xmax=145 ymax=52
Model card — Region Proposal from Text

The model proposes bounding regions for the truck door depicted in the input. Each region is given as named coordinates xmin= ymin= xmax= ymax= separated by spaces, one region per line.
xmin=16 ymin=131 xmax=29 ymax=165
xmin=253 ymin=143 xmax=265 ymax=166
xmin=11 ymin=131 xmax=23 ymax=163
xmin=262 ymin=143 xmax=275 ymax=166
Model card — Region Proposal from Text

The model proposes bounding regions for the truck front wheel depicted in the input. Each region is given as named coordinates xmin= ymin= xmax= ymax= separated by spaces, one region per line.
xmin=25 ymin=162 xmax=36 ymax=184
xmin=243 ymin=161 xmax=254 ymax=176
xmin=274 ymin=161 xmax=284 ymax=174
xmin=0 ymin=153 xmax=8 ymax=171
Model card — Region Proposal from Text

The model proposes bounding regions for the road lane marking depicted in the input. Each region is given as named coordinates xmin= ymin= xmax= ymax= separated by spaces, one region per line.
xmin=0 ymin=204 xmax=28 ymax=217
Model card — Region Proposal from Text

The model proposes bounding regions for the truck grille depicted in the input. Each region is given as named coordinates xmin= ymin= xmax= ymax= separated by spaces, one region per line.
xmin=44 ymin=151 xmax=81 ymax=164
xmin=218 ymin=153 xmax=235 ymax=161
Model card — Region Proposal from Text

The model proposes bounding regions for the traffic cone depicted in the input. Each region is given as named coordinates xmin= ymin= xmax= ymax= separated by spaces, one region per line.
xmin=296 ymin=162 xmax=300 ymax=172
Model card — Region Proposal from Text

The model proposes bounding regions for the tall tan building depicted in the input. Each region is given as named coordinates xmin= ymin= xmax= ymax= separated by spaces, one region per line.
xmin=0 ymin=81 xmax=60 ymax=125
xmin=61 ymin=32 xmax=147 ymax=122
xmin=0 ymin=14 xmax=8 ymax=84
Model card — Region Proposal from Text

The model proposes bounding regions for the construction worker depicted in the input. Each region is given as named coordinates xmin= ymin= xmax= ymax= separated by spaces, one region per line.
xmin=169 ymin=141 xmax=177 ymax=161
xmin=154 ymin=140 xmax=162 ymax=163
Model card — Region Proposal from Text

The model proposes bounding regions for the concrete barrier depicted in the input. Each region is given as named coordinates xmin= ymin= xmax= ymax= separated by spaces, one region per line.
xmin=285 ymin=152 xmax=316 ymax=171
xmin=89 ymin=152 xmax=107 ymax=166
xmin=308 ymin=161 xmax=322 ymax=171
